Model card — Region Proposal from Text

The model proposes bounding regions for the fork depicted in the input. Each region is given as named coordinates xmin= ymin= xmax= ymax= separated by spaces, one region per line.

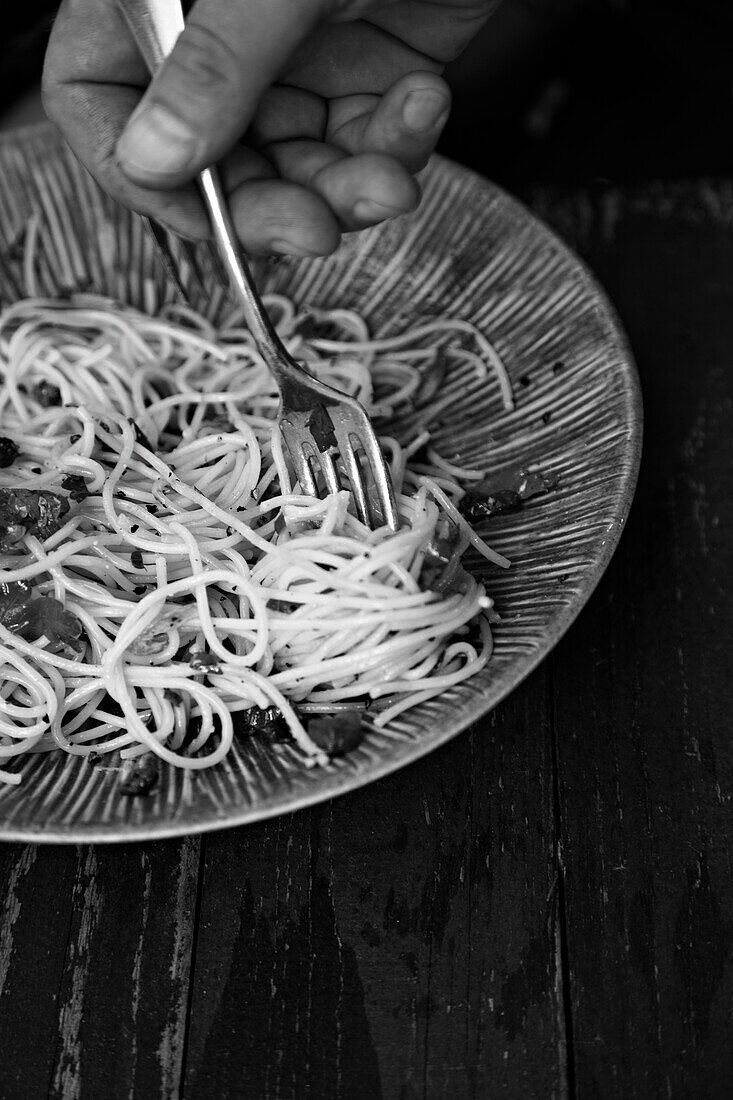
xmin=117 ymin=0 xmax=398 ymax=531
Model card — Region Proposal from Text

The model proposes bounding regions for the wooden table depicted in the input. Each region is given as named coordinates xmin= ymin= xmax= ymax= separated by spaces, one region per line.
xmin=0 ymin=176 xmax=731 ymax=1100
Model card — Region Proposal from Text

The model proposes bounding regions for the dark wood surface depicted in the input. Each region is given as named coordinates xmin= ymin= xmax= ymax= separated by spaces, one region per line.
xmin=1 ymin=176 xmax=732 ymax=1099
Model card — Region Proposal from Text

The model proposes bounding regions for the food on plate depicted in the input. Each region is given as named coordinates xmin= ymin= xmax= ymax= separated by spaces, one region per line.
xmin=0 ymin=289 xmax=523 ymax=789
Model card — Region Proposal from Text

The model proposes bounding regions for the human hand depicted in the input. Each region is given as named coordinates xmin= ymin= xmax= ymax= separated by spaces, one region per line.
xmin=42 ymin=0 xmax=500 ymax=257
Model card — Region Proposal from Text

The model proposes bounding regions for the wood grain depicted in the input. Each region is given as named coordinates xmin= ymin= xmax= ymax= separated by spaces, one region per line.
xmin=0 ymin=840 xmax=201 ymax=1100
xmin=180 ymin=679 xmax=565 ymax=1100
xmin=530 ymin=179 xmax=733 ymax=1099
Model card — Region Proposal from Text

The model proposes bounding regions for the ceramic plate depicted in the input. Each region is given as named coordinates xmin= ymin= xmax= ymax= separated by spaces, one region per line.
xmin=0 ymin=124 xmax=641 ymax=842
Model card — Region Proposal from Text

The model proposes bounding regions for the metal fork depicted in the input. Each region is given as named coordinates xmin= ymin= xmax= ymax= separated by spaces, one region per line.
xmin=118 ymin=0 xmax=397 ymax=530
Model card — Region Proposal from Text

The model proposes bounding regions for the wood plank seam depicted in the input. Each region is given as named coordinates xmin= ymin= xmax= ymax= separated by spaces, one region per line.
xmin=549 ymin=657 xmax=577 ymax=1100
xmin=175 ymin=838 xmax=207 ymax=1100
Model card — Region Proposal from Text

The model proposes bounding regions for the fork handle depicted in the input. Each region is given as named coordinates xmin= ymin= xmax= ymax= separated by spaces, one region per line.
xmin=116 ymin=0 xmax=290 ymax=375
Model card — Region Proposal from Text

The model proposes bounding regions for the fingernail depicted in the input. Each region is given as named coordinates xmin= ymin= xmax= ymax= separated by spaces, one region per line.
xmin=117 ymin=105 xmax=200 ymax=177
xmin=270 ymin=239 xmax=323 ymax=258
xmin=353 ymin=199 xmax=403 ymax=223
xmin=402 ymin=90 xmax=450 ymax=134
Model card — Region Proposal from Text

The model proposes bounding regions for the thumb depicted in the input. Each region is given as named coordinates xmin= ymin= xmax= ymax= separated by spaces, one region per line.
xmin=117 ymin=0 xmax=325 ymax=186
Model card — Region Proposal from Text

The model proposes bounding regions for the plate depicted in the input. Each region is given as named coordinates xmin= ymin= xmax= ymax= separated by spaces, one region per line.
xmin=0 ymin=123 xmax=641 ymax=842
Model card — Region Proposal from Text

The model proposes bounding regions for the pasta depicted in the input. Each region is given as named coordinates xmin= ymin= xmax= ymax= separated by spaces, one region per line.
xmin=0 ymin=291 xmax=511 ymax=787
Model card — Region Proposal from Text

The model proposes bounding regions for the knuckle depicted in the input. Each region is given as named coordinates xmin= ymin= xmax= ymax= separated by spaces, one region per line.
xmin=168 ymin=20 xmax=243 ymax=95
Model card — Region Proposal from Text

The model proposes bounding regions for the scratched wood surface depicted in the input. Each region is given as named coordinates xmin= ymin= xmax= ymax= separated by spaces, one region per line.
xmin=1 ymin=178 xmax=732 ymax=1099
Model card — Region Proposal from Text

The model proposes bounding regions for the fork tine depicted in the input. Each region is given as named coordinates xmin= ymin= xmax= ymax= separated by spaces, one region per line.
xmin=362 ymin=433 xmax=397 ymax=529
xmin=285 ymin=433 xmax=319 ymax=497
xmin=317 ymin=448 xmax=341 ymax=498
xmin=279 ymin=420 xmax=343 ymax=503
xmin=330 ymin=423 xmax=370 ymax=526
xmin=337 ymin=418 xmax=397 ymax=530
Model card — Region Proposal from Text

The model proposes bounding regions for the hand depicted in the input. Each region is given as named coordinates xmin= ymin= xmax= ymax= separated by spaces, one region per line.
xmin=42 ymin=0 xmax=500 ymax=256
